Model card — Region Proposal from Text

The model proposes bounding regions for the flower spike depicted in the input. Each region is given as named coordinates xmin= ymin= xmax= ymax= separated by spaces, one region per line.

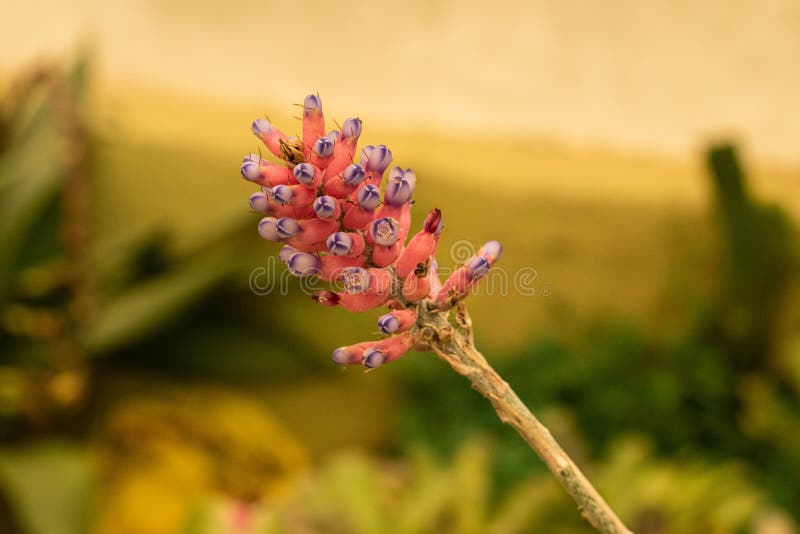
xmin=242 ymin=95 xmax=503 ymax=367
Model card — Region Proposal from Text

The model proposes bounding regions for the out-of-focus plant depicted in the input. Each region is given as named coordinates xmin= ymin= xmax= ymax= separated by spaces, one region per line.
xmin=238 ymin=96 xmax=630 ymax=532
xmin=396 ymin=145 xmax=800 ymax=524
xmin=704 ymin=145 xmax=795 ymax=372
xmin=183 ymin=436 xmax=778 ymax=534
xmin=0 ymin=53 xmax=319 ymax=534
xmin=92 ymin=389 xmax=307 ymax=534
xmin=0 ymin=54 xmax=255 ymax=435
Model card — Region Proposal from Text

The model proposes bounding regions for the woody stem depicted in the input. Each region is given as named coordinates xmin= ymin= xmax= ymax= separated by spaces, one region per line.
xmin=417 ymin=305 xmax=632 ymax=534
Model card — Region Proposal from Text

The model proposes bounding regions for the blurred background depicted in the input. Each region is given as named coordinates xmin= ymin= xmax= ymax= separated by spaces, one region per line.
xmin=1 ymin=1 xmax=799 ymax=533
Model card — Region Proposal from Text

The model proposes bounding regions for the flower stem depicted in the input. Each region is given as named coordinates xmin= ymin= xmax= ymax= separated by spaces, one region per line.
xmin=418 ymin=305 xmax=632 ymax=534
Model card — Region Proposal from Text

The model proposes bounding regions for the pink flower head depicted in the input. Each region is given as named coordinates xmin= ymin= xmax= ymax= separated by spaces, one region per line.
xmin=242 ymin=95 xmax=502 ymax=369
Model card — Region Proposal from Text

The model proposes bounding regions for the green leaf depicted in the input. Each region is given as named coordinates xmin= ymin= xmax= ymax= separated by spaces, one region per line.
xmin=0 ymin=116 xmax=63 ymax=302
xmin=0 ymin=442 xmax=90 ymax=534
xmin=84 ymin=249 xmax=235 ymax=356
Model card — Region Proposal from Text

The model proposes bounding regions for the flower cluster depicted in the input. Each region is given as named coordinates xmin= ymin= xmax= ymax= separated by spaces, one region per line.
xmin=241 ymin=95 xmax=501 ymax=369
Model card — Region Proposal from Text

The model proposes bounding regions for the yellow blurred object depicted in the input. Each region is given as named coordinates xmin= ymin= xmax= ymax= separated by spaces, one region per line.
xmin=92 ymin=388 xmax=308 ymax=534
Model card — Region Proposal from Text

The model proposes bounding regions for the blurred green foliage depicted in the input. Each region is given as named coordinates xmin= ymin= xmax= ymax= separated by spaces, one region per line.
xmin=183 ymin=437 xmax=774 ymax=534
xmin=395 ymin=147 xmax=800 ymax=528
xmin=1 ymin=54 xmax=799 ymax=534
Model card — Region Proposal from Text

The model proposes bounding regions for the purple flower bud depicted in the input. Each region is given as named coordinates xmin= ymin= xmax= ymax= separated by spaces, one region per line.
xmin=313 ymin=136 xmax=335 ymax=157
xmin=357 ymin=184 xmax=381 ymax=211
xmin=341 ymin=118 xmax=362 ymax=141
xmin=342 ymin=164 xmax=366 ymax=186
xmin=279 ymin=245 xmax=298 ymax=263
xmin=423 ymin=208 xmax=443 ymax=235
xmin=240 ymin=160 xmax=261 ymax=181
xmin=340 ymin=267 xmax=370 ymax=294
xmin=258 ymin=217 xmax=280 ymax=241
xmin=465 ymin=256 xmax=490 ymax=280
xmin=479 ymin=240 xmax=503 ymax=264
xmin=275 ymin=217 xmax=300 ymax=239
xmin=363 ymin=347 xmax=386 ymax=368
xmin=251 ymin=118 xmax=272 ymax=135
xmin=369 ymin=217 xmax=399 ymax=246
xmin=243 ymin=153 xmax=262 ymax=164
xmin=293 ymin=162 xmax=316 ymax=185
xmin=249 ymin=192 xmax=271 ymax=213
xmin=303 ymin=94 xmax=322 ymax=115
xmin=327 ymin=130 xmax=339 ymax=139
xmin=313 ymin=196 xmax=337 ymax=219
xmin=331 ymin=347 xmax=351 ymax=365
xmin=365 ymin=145 xmax=393 ymax=173
xmin=326 ymin=232 xmax=353 ymax=256
xmin=287 ymin=252 xmax=321 ymax=277
xmin=384 ymin=168 xmax=416 ymax=206
xmin=359 ymin=145 xmax=374 ymax=166
xmin=377 ymin=313 xmax=400 ymax=334
xmin=271 ymin=185 xmax=293 ymax=205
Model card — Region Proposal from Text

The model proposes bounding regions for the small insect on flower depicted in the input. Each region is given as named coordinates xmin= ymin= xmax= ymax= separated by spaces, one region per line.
xmin=241 ymin=94 xmax=502 ymax=370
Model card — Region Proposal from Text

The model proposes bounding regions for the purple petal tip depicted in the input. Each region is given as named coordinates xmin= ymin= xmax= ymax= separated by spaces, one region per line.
xmin=326 ymin=232 xmax=353 ymax=256
xmin=342 ymin=164 xmax=366 ymax=186
xmin=249 ymin=192 xmax=271 ymax=213
xmin=357 ymin=184 xmax=381 ymax=211
xmin=369 ymin=217 xmax=399 ymax=246
xmin=287 ymin=252 xmax=321 ymax=277
xmin=251 ymin=118 xmax=271 ymax=135
xmin=276 ymin=217 xmax=300 ymax=239
xmin=341 ymin=118 xmax=362 ymax=140
xmin=293 ymin=163 xmax=316 ymax=184
xmin=377 ymin=314 xmax=400 ymax=334
xmin=313 ymin=136 xmax=335 ymax=157
xmin=465 ymin=256 xmax=490 ymax=280
xmin=303 ymin=94 xmax=322 ymax=114
xmin=240 ymin=161 xmax=261 ymax=181
xmin=313 ymin=195 xmax=337 ymax=218
xmin=332 ymin=347 xmax=350 ymax=365
xmin=363 ymin=348 xmax=385 ymax=368
xmin=272 ymin=185 xmax=293 ymax=205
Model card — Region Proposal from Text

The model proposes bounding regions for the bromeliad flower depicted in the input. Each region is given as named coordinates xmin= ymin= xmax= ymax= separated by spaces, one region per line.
xmin=239 ymin=95 xmax=631 ymax=534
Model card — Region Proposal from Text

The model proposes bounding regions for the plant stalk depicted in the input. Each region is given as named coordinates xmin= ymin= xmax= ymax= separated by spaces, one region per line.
xmin=418 ymin=304 xmax=632 ymax=534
